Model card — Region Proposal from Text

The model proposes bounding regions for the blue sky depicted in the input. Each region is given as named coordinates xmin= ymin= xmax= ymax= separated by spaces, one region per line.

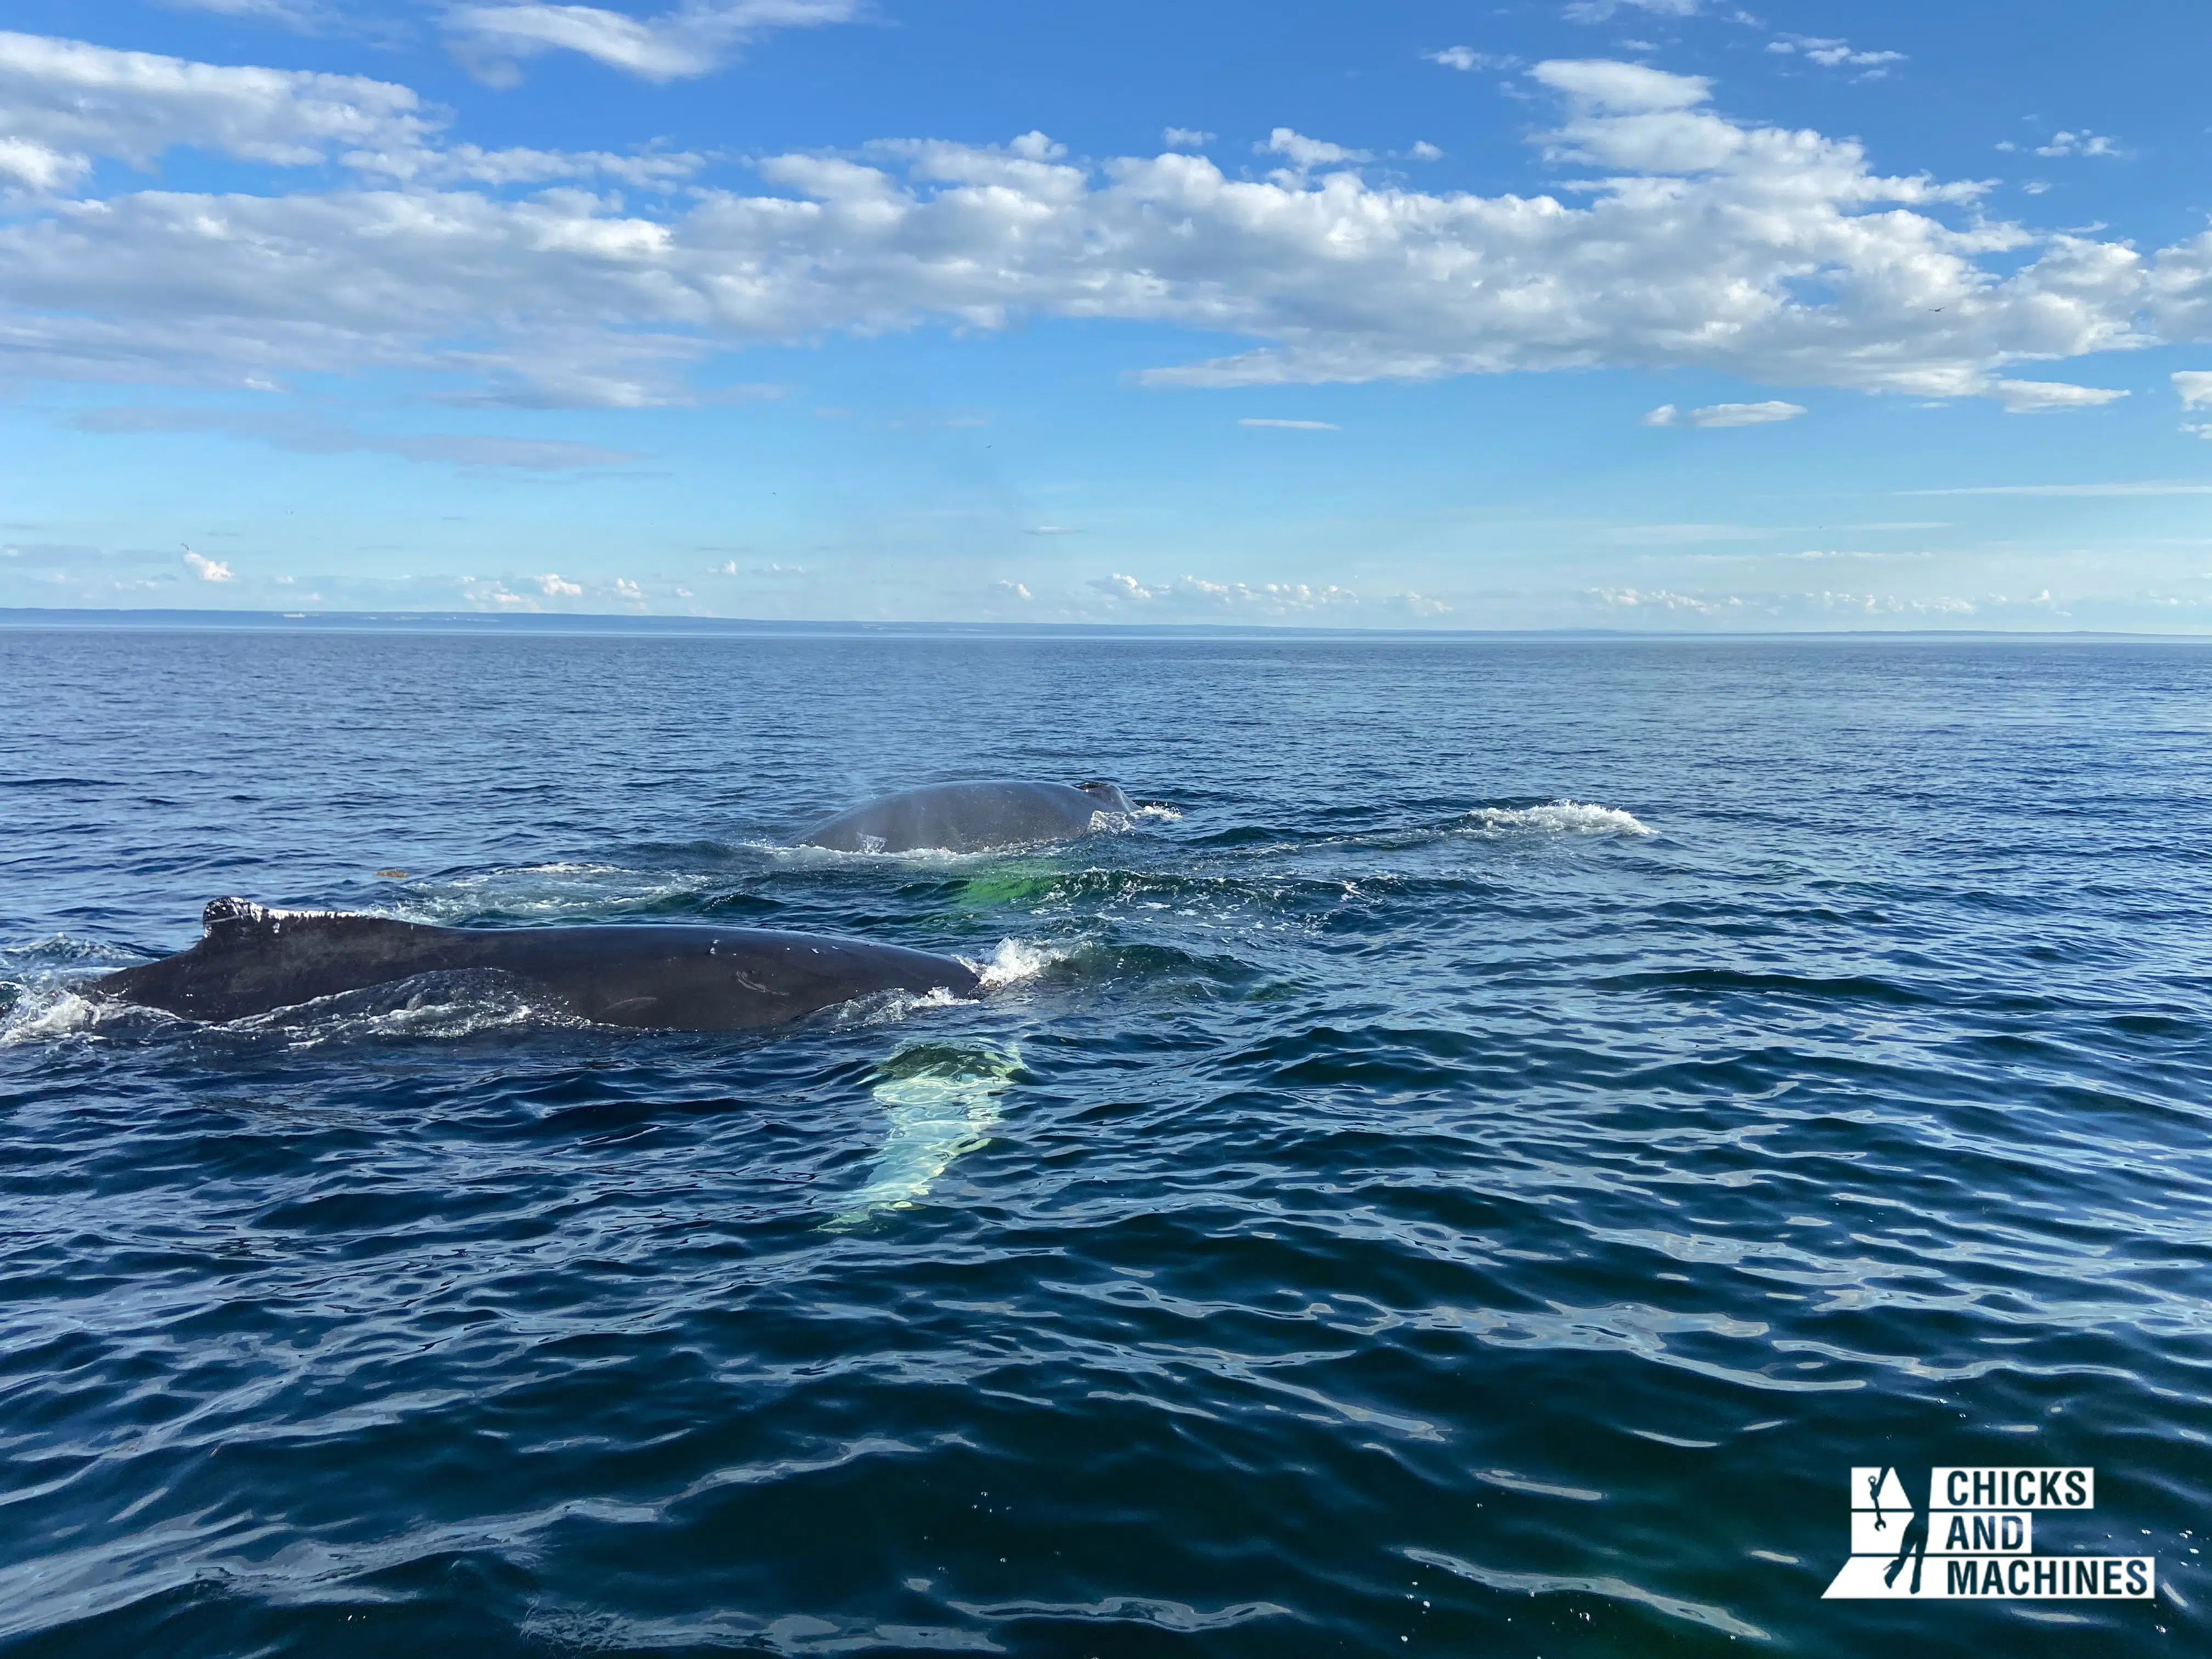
xmin=2 ymin=0 xmax=2210 ymax=629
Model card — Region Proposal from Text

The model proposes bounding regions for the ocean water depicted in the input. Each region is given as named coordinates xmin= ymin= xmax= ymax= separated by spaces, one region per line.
xmin=2 ymin=625 xmax=2208 ymax=1657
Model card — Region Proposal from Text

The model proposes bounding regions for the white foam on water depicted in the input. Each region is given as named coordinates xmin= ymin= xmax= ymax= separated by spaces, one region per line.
xmin=1458 ymin=801 xmax=1652 ymax=837
xmin=255 ymin=978 xmax=577 ymax=1049
xmin=0 ymin=989 xmax=103 ymax=1047
xmin=391 ymin=864 xmax=718 ymax=924
xmin=1132 ymin=803 xmax=1183 ymax=821
xmin=744 ymin=838 xmax=1001 ymax=867
xmin=969 ymin=938 xmax=1066 ymax=990
xmin=827 ymin=1045 xmax=1022 ymax=1229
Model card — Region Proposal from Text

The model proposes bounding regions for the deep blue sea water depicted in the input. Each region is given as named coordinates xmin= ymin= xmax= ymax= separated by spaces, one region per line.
xmin=2 ymin=626 xmax=2208 ymax=1657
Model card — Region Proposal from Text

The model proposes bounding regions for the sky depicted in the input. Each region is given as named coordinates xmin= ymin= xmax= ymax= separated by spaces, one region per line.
xmin=2 ymin=0 xmax=2210 ymax=630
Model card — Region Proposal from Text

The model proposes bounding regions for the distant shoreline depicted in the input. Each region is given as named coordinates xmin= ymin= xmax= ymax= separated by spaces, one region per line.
xmin=1 ymin=606 xmax=2207 ymax=643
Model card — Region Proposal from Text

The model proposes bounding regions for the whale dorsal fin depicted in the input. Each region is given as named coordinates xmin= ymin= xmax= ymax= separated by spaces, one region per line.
xmin=198 ymin=898 xmax=425 ymax=953
xmin=202 ymin=896 xmax=276 ymax=936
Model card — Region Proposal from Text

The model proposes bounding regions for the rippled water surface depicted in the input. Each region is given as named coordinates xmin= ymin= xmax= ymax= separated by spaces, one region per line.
xmin=4 ymin=626 xmax=2209 ymax=1657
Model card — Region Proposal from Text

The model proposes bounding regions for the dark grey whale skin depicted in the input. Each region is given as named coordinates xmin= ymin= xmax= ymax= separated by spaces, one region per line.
xmin=800 ymin=780 xmax=1136 ymax=854
xmin=89 ymin=899 xmax=981 ymax=1031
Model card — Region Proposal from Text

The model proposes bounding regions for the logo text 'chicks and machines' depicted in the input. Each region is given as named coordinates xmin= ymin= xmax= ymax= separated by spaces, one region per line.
xmin=1825 ymin=1466 xmax=2154 ymax=1600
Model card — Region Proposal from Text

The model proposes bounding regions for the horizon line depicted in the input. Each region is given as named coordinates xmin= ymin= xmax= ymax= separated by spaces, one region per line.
xmin=2 ymin=606 xmax=2208 ymax=642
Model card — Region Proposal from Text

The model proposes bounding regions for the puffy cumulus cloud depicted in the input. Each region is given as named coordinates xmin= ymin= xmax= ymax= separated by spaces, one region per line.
xmin=992 ymin=579 xmax=1033 ymax=599
xmin=1086 ymin=573 xmax=1358 ymax=616
xmin=1644 ymin=400 xmax=1806 ymax=427
xmin=1529 ymin=58 xmax=1711 ymax=113
xmin=1592 ymin=585 xmax=1740 ymax=615
xmin=183 ymin=548 xmax=234 ymax=581
xmin=1258 ymin=128 xmax=1372 ymax=176
xmin=537 ymin=572 xmax=582 ymax=595
xmin=1088 ymin=572 xmax=1154 ymax=602
xmin=446 ymin=0 xmax=864 ymax=83
xmin=4 ymin=35 xmax=2212 ymax=410
xmin=1177 ymin=576 xmax=1357 ymax=612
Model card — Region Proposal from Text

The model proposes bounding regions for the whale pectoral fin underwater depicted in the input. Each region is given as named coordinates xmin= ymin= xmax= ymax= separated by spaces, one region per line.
xmin=824 ymin=1043 xmax=1021 ymax=1230
xmin=89 ymin=899 xmax=984 ymax=1033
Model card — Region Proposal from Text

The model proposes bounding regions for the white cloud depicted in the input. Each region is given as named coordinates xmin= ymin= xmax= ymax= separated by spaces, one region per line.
xmin=1258 ymin=128 xmax=1372 ymax=172
xmin=1562 ymin=1 xmax=1702 ymax=22
xmin=446 ymin=0 xmax=862 ymax=83
xmin=1592 ymin=585 xmax=1736 ymax=613
xmin=2174 ymin=370 xmax=2212 ymax=438
xmin=74 ymin=407 xmax=641 ymax=467
xmin=1388 ymin=591 xmax=1452 ymax=617
xmin=1767 ymin=36 xmax=1906 ymax=74
xmin=1175 ymin=575 xmax=1357 ymax=612
xmin=1426 ymin=48 xmax=1514 ymax=72
xmin=1406 ymin=140 xmax=1444 ymax=162
xmin=3 ymin=37 xmax=2211 ymax=413
xmin=163 ymin=0 xmax=356 ymax=33
xmin=614 ymin=575 xmax=643 ymax=598
xmin=1990 ymin=379 xmax=2128 ymax=413
xmin=1645 ymin=400 xmax=1805 ymax=427
xmin=352 ymin=142 xmax=710 ymax=189
xmin=1529 ymin=58 xmax=1709 ymax=113
xmin=1163 ymin=128 xmax=1214 ymax=149
xmin=1080 ymin=572 xmax=1358 ymax=616
xmin=1240 ymin=417 xmax=1339 ymax=430
xmin=993 ymin=579 xmax=1033 ymax=599
xmin=537 ymin=572 xmax=582 ymax=595
xmin=1025 ymin=524 xmax=1076 ymax=534
xmin=2034 ymin=131 xmax=2120 ymax=159
xmin=0 ymin=136 xmax=88 ymax=190
xmin=0 ymin=27 xmax=431 ymax=180
xmin=183 ymin=548 xmax=233 ymax=581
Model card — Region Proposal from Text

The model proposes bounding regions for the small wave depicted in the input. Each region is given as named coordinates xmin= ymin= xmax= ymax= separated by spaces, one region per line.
xmin=1458 ymin=800 xmax=1652 ymax=837
xmin=1132 ymin=803 xmax=1183 ymax=821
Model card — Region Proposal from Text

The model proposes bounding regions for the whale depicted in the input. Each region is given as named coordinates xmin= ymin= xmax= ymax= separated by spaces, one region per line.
xmin=800 ymin=779 xmax=1136 ymax=854
xmin=88 ymin=898 xmax=980 ymax=1031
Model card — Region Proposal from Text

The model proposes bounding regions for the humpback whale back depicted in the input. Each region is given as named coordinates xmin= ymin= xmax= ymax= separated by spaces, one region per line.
xmin=91 ymin=899 xmax=981 ymax=1031
xmin=801 ymin=779 xmax=1132 ymax=854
